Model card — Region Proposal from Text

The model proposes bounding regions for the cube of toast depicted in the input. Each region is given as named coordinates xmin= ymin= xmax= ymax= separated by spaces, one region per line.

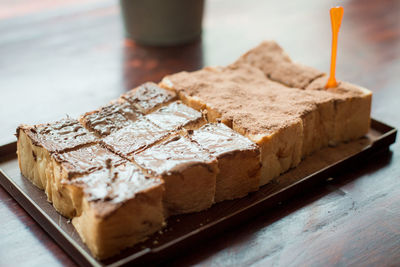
xmin=189 ymin=123 xmax=261 ymax=202
xmin=133 ymin=135 xmax=218 ymax=216
xmin=16 ymin=118 xmax=97 ymax=199
xmin=299 ymin=98 xmax=335 ymax=157
xmin=232 ymin=115 xmax=303 ymax=186
xmin=79 ymin=99 xmax=142 ymax=137
xmin=306 ymin=75 xmax=372 ymax=145
xmin=145 ymin=101 xmax=206 ymax=131
xmin=241 ymin=79 xmax=339 ymax=161
xmin=121 ymin=82 xmax=177 ymax=114
xmin=49 ymin=144 xmax=125 ymax=217
xmin=69 ymin=162 xmax=164 ymax=259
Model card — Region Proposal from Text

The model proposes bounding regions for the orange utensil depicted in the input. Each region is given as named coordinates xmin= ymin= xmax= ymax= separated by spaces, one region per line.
xmin=326 ymin=6 xmax=344 ymax=88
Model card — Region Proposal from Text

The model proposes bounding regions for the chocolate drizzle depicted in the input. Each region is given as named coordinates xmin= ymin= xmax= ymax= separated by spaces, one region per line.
xmin=190 ymin=123 xmax=260 ymax=157
xmin=102 ymin=117 xmax=170 ymax=158
xmin=53 ymin=144 xmax=125 ymax=178
xmin=80 ymin=100 xmax=142 ymax=136
xmin=19 ymin=118 xmax=97 ymax=153
xmin=145 ymin=101 xmax=204 ymax=131
xmin=122 ymin=82 xmax=177 ymax=113
xmin=134 ymin=135 xmax=216 ymax=176
xmin=70 ymin=162 xmax=163 ymax=205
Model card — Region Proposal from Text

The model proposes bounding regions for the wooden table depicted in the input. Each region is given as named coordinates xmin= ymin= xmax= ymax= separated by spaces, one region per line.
xmin=1 ymin=0 xmax=399 ymax=266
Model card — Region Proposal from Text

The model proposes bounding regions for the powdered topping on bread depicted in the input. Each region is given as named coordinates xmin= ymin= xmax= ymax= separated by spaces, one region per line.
xmin=163 ymin=65 xmax=335 ymax=136
xmin=233 ymin=41 xmax=324 ymax=89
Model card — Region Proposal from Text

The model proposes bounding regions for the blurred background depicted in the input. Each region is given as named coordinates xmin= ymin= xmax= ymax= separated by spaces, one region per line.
xmin=0 ymin=0 xmax=399 ymax=144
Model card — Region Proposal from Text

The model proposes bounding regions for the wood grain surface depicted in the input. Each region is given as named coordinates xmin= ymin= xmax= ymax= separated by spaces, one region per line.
xmin=0 ymin=0 xmax=399 ymax=266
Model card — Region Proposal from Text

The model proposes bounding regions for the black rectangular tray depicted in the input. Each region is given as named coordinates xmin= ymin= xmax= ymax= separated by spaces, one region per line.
xmin=0 ymin=119 xmax=397 ymax=266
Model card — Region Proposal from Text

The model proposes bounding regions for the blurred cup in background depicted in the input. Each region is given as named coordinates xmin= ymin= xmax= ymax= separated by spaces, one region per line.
xmin=120 ymin=0 xmax=205 ymax=46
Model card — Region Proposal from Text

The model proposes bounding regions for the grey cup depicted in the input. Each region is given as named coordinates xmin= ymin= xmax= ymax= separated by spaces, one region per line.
xmin=120 ymin=0 xmax=204 ymax=46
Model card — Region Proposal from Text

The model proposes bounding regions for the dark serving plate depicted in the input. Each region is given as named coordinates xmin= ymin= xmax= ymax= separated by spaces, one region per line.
xmin=0 ymin=119 xmax=396 ymax=266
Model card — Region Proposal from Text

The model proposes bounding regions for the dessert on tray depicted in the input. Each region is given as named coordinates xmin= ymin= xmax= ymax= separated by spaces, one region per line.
xmin=16 ymin=41 xmax=372 ymax=259
xmin=189 ymin=123 xmax=261 ymax=202
xmin=161 ymin=41 xmax=371 ymax=185
xmin=134 ymin=135 xmax=218 ymax=216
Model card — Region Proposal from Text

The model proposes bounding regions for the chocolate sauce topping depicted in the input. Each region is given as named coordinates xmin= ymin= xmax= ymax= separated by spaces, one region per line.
xmin=122 ymin=82 xmax=177 ymax=113
xmin=81 ymin=100 xmax=142 ymax=136
xmin=53 ymin=144 xmax=125 ymax=178
xmin=21 ymin=118 xmax=97 ymax=153
xmin=145 ymin=101 xmax=203 ymax=131
xmin=134 ymin=135 xmax=216 ymax=176
xmin=190 ymin=123 xmax=259 ymax=157
xmin=102 ymin=117 xmax=170 ymax=158
xmin=70 ymin=162 xmax=162 ymax=204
